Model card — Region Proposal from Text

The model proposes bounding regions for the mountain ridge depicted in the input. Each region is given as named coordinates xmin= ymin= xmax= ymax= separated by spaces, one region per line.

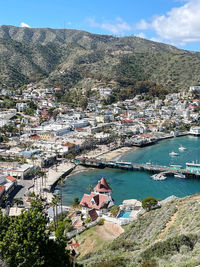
xmin=0 ymin=25 xmax=200 ymax=92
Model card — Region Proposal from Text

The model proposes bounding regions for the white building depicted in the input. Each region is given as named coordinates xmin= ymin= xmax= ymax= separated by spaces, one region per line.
xmin=16 ymin=103 xmax=29 ymax=112
xmin=189 ymin=86 xmax=200 ymax=92
xmin=190 ymin=126 xmax=200 ymax=136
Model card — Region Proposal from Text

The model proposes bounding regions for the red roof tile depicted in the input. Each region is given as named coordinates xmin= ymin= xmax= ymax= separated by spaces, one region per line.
xmin=80 ymin=192 xmax=110 ymax=210
xmin=6 ymin=176 xmax=16 ymax=182
xmin=69 ymin=243 xmax=80 ymax=248
xmin=93 ymin=177 xmax=112 ymax=193
xmin=0 ymin=185 xmax=5 ymax=193
xmin=73 ymin=218 xmax=83 ymax=229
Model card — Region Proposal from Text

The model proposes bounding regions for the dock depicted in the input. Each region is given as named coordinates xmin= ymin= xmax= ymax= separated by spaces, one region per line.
xmin=75 ymin=157 xmax=200 ymax=178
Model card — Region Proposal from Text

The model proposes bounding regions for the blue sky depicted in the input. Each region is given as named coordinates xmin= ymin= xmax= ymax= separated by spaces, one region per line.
xmin=0 ymin=0 xmax=200 ymax=51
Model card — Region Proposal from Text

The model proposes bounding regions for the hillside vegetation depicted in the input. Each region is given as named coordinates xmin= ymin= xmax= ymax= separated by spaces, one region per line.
xmin=80 ymin=195 xmax=200 ymax=266
xmin=0 ymin=25 xmax=200 ymax=92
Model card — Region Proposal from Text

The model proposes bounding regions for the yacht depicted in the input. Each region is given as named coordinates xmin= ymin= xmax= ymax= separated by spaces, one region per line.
xmin=174 ymin=173 xmax=186 ymax=179
xmin=169 ymin=151 xmax=179 ymax=156
xmin=151 ymin=173 xmax=167 ymax=181
xmin=178 ymin=145 xmax=186 ymax=151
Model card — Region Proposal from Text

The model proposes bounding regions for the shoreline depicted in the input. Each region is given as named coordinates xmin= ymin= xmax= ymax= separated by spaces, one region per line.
xmin=69 ymin=146 xmax=138 ymax=177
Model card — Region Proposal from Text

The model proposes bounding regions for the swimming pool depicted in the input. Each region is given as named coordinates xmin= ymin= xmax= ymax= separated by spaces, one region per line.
xmin=117 ymin=211 xmax=131 ymax=218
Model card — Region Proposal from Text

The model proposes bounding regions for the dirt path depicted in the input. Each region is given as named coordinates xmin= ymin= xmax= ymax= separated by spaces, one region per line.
xmin=157 ymin=210 xmax=179 ymax=242
xmin=78 ymin=221 xmax=124 ymax=257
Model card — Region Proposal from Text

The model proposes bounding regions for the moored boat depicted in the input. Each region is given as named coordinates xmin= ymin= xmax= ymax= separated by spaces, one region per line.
xmin=179 ymin=145 xmax=186 ymax=151
xmin=174 ymin=173 xmax=186 ymax=179
xmin=151 ymin=173 xmax=167 ymax=181
xmin=169 ymin=151 xmax=179 ymax=156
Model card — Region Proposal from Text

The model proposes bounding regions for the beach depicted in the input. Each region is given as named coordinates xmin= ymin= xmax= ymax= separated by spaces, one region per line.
xmin=97 ymin=146 xmax=137 ymax=160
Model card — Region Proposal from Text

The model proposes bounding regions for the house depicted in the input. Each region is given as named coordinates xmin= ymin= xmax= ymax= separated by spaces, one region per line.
xmin=80 ymin=177 xmax=114 ymax=216
xmin=16 ymin=103 xmax=29 ymax=112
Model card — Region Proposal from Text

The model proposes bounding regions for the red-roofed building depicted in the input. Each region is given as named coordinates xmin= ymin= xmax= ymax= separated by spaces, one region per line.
xmin=88 ymin=209 xmax=98 ymax=221
xmin=80 ymin=177 xmax=114 ymax=216
xmin=0 ymin=185 xmax=5 ymax=199
xmin=94 ymin=177 xmax=112 ymax=194
xmin=6 ymin=176 xmax=17 ymax=182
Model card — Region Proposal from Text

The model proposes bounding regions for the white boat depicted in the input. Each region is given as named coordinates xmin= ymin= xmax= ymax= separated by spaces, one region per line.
xmin=169 ymin=151 xmax=179 ymax=156
xmin=178 ymin=145 xmax=186 ymax=151
xmin=151 ymin=173 xmax=167 ymax=181
xmin=174 ymin=173 xmax=186 ymax=179
xmin=186 ymin=161 xmax=200 ymax=167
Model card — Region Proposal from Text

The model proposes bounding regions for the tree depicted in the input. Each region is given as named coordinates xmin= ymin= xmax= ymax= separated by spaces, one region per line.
xmin=13 ymin=197 xmax=23 ymax=207
xmin=79 ymin=97 xmax=88 ymax=110
xmin=142 ymin=196 xmax=158 ymax=211
xmin=58 ymin=178 xmax=65 ymax=218
xmin=72 ymin=197 xmax=79 ymax=208
xmin=110 ymin=205 xmax=120 ymax=217
xmin=0 ymin=199 xmax=71 ymax=266
xmin=87 ymin=184 xmax=93 ymax=192
xmin=52 ymin=194 xmax=60 ymax=229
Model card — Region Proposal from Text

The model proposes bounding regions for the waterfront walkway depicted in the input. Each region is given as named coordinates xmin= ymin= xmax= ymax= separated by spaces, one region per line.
xmin=30 ymin=162 xmax=75 ymax=203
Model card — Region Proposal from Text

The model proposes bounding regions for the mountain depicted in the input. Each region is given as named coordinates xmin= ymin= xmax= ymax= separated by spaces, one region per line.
xmin=79 ymin=195 xmax=200 ymax=266
xmin=0 ymin=25 xmax=200 ymax=92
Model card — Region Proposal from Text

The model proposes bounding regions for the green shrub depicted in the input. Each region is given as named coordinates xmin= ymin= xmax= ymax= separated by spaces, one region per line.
xmin=110 ymin=205 xmax=120 ymax=217
xmin=141 ymin=234 xmax=198 ymax=260
xmin=142 ymin=196 xmax=158 ymax=211
xmin=85 ymin=217 xmax=91 ymax=224
xmin=98 ymin=218 xmax=105 ymax=225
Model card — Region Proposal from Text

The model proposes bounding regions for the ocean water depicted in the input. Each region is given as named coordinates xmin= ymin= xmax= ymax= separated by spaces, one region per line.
xmin=61 ymin=136 xmax=200 ymax=205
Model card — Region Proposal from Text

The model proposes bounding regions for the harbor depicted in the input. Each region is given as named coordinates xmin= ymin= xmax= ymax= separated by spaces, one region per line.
xmin=61 ymin=136 xmax=200 ymax=205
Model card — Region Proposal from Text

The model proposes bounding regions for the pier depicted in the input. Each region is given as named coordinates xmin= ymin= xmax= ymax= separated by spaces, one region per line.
xmin=74 ymin=157 xmax=200 ymax=178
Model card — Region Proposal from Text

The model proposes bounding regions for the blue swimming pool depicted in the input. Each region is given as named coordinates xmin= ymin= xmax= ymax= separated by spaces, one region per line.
xmin=117 ymin=211 xmax=131 ymax=218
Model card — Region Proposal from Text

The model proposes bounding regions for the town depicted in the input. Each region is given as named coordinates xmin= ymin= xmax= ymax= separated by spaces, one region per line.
xmin=0 ymin=83 xmax=200 ymax=256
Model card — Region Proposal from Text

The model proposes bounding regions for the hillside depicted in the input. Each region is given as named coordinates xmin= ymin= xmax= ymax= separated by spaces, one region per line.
xmin=0 ymin=25 xmax=200 ymax=92
xmin=79 ymin=195 xmax=200 ymax=266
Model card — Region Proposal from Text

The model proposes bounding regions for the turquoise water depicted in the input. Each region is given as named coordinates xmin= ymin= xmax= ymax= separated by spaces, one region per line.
xmin=61 ymin=136 xmax=200 ymax=205
xmin=117 ymin=211 xmax=131 ymax=218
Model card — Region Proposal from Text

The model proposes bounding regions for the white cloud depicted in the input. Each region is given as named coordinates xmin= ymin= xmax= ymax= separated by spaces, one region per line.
xmin=20 ymin=22 xmax=31 ymax=28
xmin=135 ymin=0 xmax=200 ymax=44
xmin=87 ymin=17 xmax=132 ymax=35
xmin=135 ymin=19 xmax=150 ymax=30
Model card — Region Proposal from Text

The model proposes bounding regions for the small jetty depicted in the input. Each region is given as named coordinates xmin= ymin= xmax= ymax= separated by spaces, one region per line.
xmin=74 ymin=157 xmax=200 ymax=179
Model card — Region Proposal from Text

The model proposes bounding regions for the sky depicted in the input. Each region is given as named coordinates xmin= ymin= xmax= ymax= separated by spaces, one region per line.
xmin=0 ymin=0 xmax=200 ymax=51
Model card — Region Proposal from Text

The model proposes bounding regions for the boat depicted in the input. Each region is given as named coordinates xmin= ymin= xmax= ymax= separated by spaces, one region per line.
xmin=170 ymin=164 xmax=182 ymax=168
xmin=151 ymin=173 xmax=167 ymax=181
xmin=178 ymin=145 xmax=186 ymax=151
xmin=186 ymin=161 xmax=200 ymax=167
xmin=174 ymin=173 xmax=186 ymax=179
xmin=169 ymin=151 xmax=179 ymax=156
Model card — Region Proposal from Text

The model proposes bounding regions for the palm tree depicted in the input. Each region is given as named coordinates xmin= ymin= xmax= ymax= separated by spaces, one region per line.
xmin=52 ymin=194 xmax=60 ymax=229
xmin=58 ymin=178 xmax=65 ymax=219
xmin=50 ymin=200 xmax=56 ymax=232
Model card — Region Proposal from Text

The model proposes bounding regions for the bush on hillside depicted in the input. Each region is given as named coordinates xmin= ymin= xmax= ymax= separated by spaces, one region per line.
xmin=142 ymin=196 xmax=158 ymax=211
